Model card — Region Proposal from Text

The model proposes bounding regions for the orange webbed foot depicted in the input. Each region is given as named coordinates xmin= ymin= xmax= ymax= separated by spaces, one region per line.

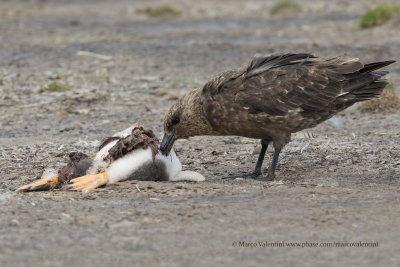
xmin=17 ymin=176 xmax=59 ymax=192
xmin=67 ymin=172 xmax=109 ymax=192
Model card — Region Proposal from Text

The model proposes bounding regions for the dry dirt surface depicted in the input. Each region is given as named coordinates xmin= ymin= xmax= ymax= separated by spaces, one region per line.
xmin=1 ymin=0 xmax=400 ymax=266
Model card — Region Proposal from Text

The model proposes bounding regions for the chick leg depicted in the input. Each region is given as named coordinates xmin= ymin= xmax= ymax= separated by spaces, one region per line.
xmin=223 ymin=143 xmax=268 ymax=179
xmin=67 ymin=172 xmax=109 ymax=192
xmin=17 ymin=176 xmax=59 ymax=192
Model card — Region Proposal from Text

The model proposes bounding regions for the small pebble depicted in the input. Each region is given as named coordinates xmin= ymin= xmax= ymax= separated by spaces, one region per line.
xmin=175 ymin=184 xmax=190 ymax=189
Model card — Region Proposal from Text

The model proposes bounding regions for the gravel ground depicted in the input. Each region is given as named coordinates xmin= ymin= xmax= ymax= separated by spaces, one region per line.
xmin=1 ymin=0 xmax=400 ymax=266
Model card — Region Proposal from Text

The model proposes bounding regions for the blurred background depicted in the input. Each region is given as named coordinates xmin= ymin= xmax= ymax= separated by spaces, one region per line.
xmin=1 ymin=0 xmax=399 ymax=139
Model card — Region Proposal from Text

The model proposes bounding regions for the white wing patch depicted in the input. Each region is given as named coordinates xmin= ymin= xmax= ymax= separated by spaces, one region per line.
xmin=106 ymin=148 xmax=154 ymax=184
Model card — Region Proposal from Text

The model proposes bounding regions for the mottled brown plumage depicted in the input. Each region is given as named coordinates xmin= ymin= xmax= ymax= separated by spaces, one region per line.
xmin=160 ymin=53 xmax=395 ymax=179
xmin=104 ymin=127 xmax=159 ymax=164
xmin=57 ymin=152 xmax=92 ymax=185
